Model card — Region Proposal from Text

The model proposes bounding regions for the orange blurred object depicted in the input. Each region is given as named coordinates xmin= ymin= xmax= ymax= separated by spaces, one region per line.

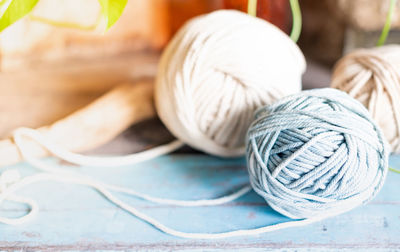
xmin=169 ymin=0 xmax=222 ymax=34
xmin=254 ymin=0 xmax=289 ymax=31
xmin=169 ymin=0 xmax=290 ymax=35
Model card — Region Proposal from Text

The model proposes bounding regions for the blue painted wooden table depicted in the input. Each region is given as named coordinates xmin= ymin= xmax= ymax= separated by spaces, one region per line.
xmin=0 ymin=154 xmax=399 ymax=251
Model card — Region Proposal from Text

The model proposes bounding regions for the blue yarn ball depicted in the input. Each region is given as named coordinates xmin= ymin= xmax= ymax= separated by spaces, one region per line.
xmin=246 ymin=88 xmax=388 ymax=219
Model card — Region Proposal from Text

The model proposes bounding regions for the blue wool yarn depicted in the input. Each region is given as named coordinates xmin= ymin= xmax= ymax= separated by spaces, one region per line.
xmin=246 ymin=88 xmax=389 ymax=220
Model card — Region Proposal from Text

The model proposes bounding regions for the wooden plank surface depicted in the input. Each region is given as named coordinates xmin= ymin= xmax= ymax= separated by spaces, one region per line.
xmin=0 ymin=149 xmax=399 ymax=250
xmin=0 ymin=52 xmax=159 ymax=138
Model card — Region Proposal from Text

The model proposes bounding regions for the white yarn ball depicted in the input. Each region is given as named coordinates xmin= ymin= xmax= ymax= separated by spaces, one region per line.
xmin=155 ymin=10 xmax=306 ymax=157
xmin=332 ymin=45 xmax=400 ymax=153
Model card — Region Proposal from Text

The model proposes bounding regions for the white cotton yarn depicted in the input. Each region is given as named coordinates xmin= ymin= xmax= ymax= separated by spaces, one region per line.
xmin=332 ymin=45 xmax=400 ymax=153
xmin=155 ymin=10 xmax=306 ymax=157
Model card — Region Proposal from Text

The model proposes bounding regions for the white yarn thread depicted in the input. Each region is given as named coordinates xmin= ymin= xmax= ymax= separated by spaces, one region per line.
xmin=14 ymin=128 xmax=184 ymax=167
xmin=155 ymin=10 xmax=305 ymax=157
xmin=0 ymin=169 xmax=39 ymax=225
xmin=0 ymin=127 xmax=251 ymax=225
xmin=0 ymin=127 xmax=333 ymax=239
xmin=0 ymin=127 xmax=327 ymax=238
xmin=0 ymin=172 xmax=319 ymax=239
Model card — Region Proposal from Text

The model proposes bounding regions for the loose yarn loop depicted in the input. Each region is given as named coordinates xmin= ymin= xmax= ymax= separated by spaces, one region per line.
xmin=0 ymin=127 xmax=251 ymax=228
xmin=247 ymin=88 xmax=388 ymax=219
xmin=332 ymin=45 xmax=400 ymax=153
xmin=12 ymin=128 xmax=185 ymax=168
xmin=156 ymin=10 xmax=305 ymax=157
xmin=0 ymin=127 xmax=321 ymax=239
xmin=0 ymin=125 xmax=350 ymax=239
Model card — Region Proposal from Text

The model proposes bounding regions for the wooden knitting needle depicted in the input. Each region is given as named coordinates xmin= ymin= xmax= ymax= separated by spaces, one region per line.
xmin=0 ymin=81 xmax=156 ymax=167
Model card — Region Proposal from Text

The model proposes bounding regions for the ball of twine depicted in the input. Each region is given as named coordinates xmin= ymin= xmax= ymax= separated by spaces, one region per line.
xmin=246 ymin=88 xmax=388 ymax=219
xmin=332 ymin=45 xmax=400 ymax=153
xmin=155 ymin=10 xmax=305 ymax=157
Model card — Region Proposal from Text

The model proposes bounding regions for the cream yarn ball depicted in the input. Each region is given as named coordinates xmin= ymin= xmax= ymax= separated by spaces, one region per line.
xmin=332 ymin=45 xmax=400 ymax=153
xmin=155 ymin=10 xmax=306 ymax=157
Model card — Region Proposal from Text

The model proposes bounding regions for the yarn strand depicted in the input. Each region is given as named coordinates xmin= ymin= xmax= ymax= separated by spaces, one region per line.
xmin=11 ymin=127 xmax=250 ymax=206
xmin=0 ymin=169 xmax=321 ymax=239
xmin=0 ymin=127 xmax=329 ymax=239
xmin=14 ymin=128 xmax=184 ymax=167
xmin=0 ymin=128 xmax=256 ymax=232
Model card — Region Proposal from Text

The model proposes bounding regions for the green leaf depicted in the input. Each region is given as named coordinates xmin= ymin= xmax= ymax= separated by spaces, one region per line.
xmin=0 ymin=0 xmax=39 ymax=32
xmin=98 ymin=0 xmax=127 ymax=31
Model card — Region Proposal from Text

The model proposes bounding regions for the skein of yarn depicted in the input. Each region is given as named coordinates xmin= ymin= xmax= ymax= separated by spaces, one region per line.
xmin=247 ymin=88 xmax=388 ymax=219
xmin=331 ymin=45 xmax=400 ymax=153
xmin=156 ymin=10 xmax=306 ymax=157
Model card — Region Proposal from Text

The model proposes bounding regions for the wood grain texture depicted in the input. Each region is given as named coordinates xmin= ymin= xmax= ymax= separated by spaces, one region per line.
xmin=0 ymin=52 xmax=159 ymax=138
xmin=0 ymin=0 xmax=169 ymax=71
xmin=0 ymin=81 xmax=155 ymax=167
xmin=0 ymin=153 xmax=399 ymax=251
